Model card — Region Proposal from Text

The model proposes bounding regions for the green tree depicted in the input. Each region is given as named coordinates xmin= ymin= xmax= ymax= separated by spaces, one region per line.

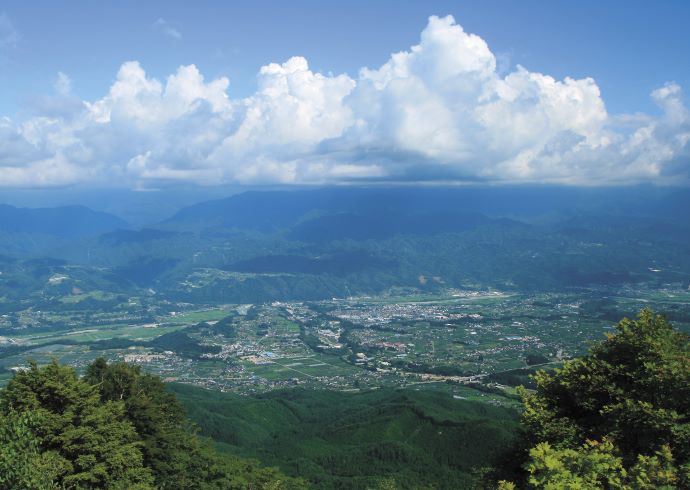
xmin=85 ymin=359 xmax=202 ymax=488
xmin=523 ymin=439 xmax=677 ymax=489
xmin=0 ymin=359 xmax=307 ymax=489
xmin=0 ymin=412 xmax=60 ymax=489
xmin=512 ymin=309 xmax=690 ymax=487
xmin=84 ymin=358 xmax=310 ymax=490
xmin=0 ymin=360 xmax=154 ymax=489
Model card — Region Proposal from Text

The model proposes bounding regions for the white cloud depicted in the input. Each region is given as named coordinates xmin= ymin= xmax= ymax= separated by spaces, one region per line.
xmin=155 ymin=18 xmax=182 ymax=40
xmin=0 ymin=15 xmax=688 ymax=188
xmin=207 ymin=56 xmax=356 ymax=183
xmin=54 ymin=72 xmax=72 ymax=96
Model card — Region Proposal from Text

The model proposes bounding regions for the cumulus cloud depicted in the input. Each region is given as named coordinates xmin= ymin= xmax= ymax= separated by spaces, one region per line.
xmin=0 ymin=15 xmax=688 ymax=188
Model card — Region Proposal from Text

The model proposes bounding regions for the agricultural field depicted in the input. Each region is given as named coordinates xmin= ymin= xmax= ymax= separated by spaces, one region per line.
xmin=2 ymin=283 xmax=687 ymax=400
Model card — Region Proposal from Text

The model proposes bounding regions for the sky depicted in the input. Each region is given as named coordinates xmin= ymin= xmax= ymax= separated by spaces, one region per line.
xmin=0 ymin=0 xmax=689 ymax=189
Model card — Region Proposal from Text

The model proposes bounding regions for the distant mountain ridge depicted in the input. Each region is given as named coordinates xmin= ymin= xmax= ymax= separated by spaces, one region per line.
xmin=163 ymin=187 xmax=531 ymax=240
xmin=0 ymin=204 xmax=127 ymax=238
xmin=164 ymin=185 xmax=690 ymax=232
xmin=0 ymin=186 xmax=688 ymax=299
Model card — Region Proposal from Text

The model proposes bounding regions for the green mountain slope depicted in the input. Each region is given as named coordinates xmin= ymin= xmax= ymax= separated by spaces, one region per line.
xmin=171 ymin=384 xmax=520 ymax=489
xmin=0 ymin=360 xmax=308 ymax=489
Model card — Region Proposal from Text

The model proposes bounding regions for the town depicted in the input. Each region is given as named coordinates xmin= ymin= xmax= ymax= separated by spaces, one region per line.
xmin=2 ymin=284 xmax=688 ymax=404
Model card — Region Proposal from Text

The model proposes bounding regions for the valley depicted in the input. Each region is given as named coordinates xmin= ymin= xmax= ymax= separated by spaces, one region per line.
xmin=2 ymin=281 xmax=688 ymax=403
xmin=1 ymin=187 xmax=689 ymax=488
xmin=1 ymin=187 xmax=689 ymax=404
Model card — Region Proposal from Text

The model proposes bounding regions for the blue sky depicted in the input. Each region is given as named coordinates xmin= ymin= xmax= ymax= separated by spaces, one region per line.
xmin=0 ymin=1 xmax=689 ymax=188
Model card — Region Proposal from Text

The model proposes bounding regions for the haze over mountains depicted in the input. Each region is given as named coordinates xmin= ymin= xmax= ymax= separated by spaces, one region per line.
xmin=0 ymin=185 xmax=688 ymax=305
xmin=0 ymin=204 xmax=126 ymax=238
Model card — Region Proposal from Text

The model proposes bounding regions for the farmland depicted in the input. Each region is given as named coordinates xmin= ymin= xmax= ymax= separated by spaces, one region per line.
xmin=2 ymin=283 xmax=687 ymax=402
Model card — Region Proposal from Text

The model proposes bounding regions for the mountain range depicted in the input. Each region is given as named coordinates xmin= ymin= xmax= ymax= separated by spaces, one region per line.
xmin=0 ymin=186 xmax=688 ymax=302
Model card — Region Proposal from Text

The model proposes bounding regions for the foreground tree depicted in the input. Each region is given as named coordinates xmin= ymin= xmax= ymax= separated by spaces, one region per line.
xmin=523 ymin=439 xmax=677 ymax=489
xmin=84 ymin=359 xmax=307 ymax=489
xmin=503 ymin=309 xmax=690 ymax=488
xmin=0 ymin=360 xmax=154 ymax=489
xmin=85 ymin=359 xmax=205 ymax=488
xmin=0 ymin=412 xmax=61 ymax=489
xmin=0 ymin=359 xmax=308 ymax=489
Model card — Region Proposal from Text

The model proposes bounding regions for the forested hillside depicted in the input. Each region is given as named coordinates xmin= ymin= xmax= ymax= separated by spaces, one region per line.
xmin=172 ymin=385 xmax=519 ymax=489
xmin=0 ymin=359 xmax=307 ymax=489
xmin=0 ymin=309 xmax=687 ymax=489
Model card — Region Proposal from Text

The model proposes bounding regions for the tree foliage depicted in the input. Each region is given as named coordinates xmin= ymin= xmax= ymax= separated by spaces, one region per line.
xmin=524 ymin=439 xmax=677 ymax=489
xmin=84 ymin=359 xmax=198 ymax=488
xmin=506 ymin=309 xmax=690 ymax=488
xmin=0 ymin=412 xmax=62 ymax=489
xmin=0 ymin=359 xmax=308 ymax=489
xmin=0 ymin=360 xmax=154 ymax=489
